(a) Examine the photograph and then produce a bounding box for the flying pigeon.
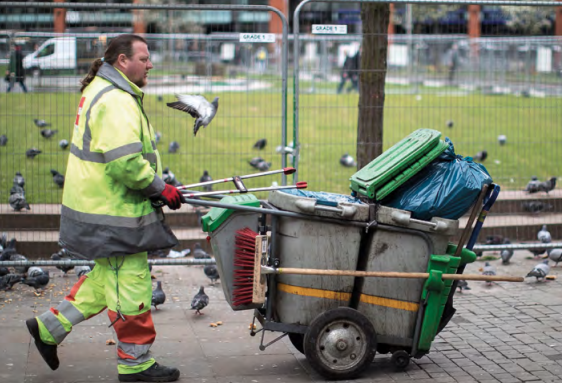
[21,267,50,294]
[204,265,220,286]
[446,120,454,128]
[524,176,540,193]
[482,262,496,286]
[472,150,488,162]
[0,134,7,146]
[41,129,58,139]
[0,273,23,291]
[191,286,209,315]
[497,135,507,145]
[59,139,69,150]
[168,141,180,154]
[26,148,42,159]
[75,265,92,278]
[500,238,514,265]
[340,153,357,167]
[13,171,25,188]
[537,177,557,194]
[50,249,74,276]
[151,281,166,310]
[253,138,267,150]
[456,280,470,292]
[522,201,552,214]
[50,169,65,188]
[9,183,30,211]
[548,249,562,267]
[167,94,219,136]
[0,238,30,274]
[538,225,552,244]
[526,260,550,282]
[193,242,211,259]
[200,170,212,191]
[34,119,51,128]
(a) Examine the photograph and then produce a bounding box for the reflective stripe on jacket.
[59,63,178,259]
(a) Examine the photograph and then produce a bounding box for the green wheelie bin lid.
[201,194,261,232]
[350,129,448,200]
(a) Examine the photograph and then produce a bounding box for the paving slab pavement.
[1,249,562,383]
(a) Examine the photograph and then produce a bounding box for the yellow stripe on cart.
[277,283,419,312]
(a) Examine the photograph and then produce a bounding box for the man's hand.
[158,184,186,210]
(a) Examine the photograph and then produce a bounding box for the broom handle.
[266,267,523,282]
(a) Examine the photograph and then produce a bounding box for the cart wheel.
[304,307,376,380]
[391,350,410,370]
[288,332,305,354]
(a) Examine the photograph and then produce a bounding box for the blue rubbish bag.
[382,137,493,221]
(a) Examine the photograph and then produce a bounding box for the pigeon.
[446,120,454,128]
[482,262,496,286]
[0,273,23,291]
[472,150,488,162]
[167,94,219,136]
[59,139,69,150]
[537,177,557,194]
[157,95,163,102]
[457,280,470,292]
[522,201,552,214]
[50,169,65,188]
[256,161,271,171]
[162,167,182,187]
[524,176,540,193]
[168,141,180,154]
[41,129,58,139]
[21,267,50,293]
[538,225,552,244]
[50,249,75,276]
[249,157,265,168]
[0,238,30,274]
[9,183,30,211]
[34,119,51,128]
[0,266,9,277]
[204,265,220,285]
[0,134,7,146]
[151,281,166,310]
[485,235,504,245]
[339,153,357,167]
[497,135,507,145]
[526,260,550,281]
[75,265,92,278]
[548,249,562,267]
[13,171,25,188]
[155,131,162,144]
[200,170,213,192]
[500,238,514,265]
[190,286,209,315]
[253,138,267,150]
[193,242,211,259]
[26,148,42,159]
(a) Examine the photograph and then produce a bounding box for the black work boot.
[118,363,180,382]
[26,317,60,370]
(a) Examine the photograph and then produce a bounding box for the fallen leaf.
[216,321,223,326]
[106,339,116,345]
[209,323,218,328]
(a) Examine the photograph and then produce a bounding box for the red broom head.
[232,227,259,306]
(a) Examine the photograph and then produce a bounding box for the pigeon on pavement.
[482,262,496,286]
[59,139,69,150]
[537,177,557,194]
[13,171,25,188]
[200,170,213,191]
[500,238,514,265]
[522,201,552,214]
[26,148,42,159]
[9,183,30,211]
[457,280,470,292]
[339,153,357,167]
[167,94,219,136]
[151,281,166,310]
[0,273,24,291]
[50,169,65,188]
[538,225,552,244]
[75,265,92,278]
[526,260,550,282]
[34,119,51,128]
[193,242,211,259]
[0,134,7,146]
[0,238,30,274]
[191,286,209,315]
[204,265,220,286]
[253,138,267,150]
[51,249,74,276]
[524,176,540,193]
[548,249,562,267]
[41,129,58,139]
[168,141,180,154]
[21,267,50,294]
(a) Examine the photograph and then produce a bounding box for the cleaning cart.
[196,129,507,380]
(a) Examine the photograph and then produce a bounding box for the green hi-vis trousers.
[36,252,156,375]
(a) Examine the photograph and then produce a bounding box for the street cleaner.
[26,34,185,382]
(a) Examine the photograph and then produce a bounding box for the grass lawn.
[0,86,560,204]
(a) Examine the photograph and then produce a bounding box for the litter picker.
[180,182,307,199]
[176,167,296,191]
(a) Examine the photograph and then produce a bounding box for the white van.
[23,37,103,73]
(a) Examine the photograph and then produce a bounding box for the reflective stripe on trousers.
[35,252,156,374]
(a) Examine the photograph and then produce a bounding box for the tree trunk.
[357,4,390,169]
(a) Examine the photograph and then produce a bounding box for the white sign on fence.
[239,33,275,43]
[536,47,552,73]
[311,25,347,34]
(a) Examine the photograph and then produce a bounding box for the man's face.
[120,41,153,88]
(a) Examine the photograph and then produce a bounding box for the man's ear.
[117,53,128,67]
